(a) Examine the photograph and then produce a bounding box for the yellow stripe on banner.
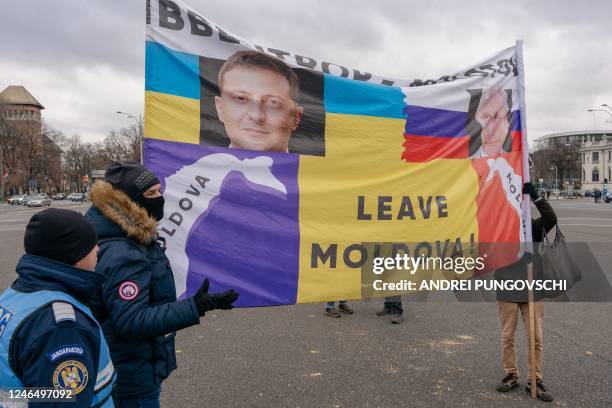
[297,113,479,303]
[144,91,200,144]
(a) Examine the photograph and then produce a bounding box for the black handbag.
[537,225,582,299]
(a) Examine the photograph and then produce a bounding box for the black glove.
[193,279,240,316]
[522,182,539,201]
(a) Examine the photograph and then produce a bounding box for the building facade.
[534,130,611,192]
[581,137,612,192]
[0,85,61,196]
[534,130,611,151]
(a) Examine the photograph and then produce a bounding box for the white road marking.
[559,224,612,227]
[551,205,612,211]
[0,218,28,223]
[559,218,612,221]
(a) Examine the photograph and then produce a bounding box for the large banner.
[144,0,531,307]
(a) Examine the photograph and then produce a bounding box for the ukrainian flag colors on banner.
[144,0,531,307]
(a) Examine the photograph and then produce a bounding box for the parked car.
[583,190,592,197]
[53,193,67,200]
[25,193,52,207]
[8,195,26,205]
[67,193,85,202]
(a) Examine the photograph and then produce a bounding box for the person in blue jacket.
[85,161,239,407]
[0,208,116,407]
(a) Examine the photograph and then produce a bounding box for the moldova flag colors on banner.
[144,0,531,307]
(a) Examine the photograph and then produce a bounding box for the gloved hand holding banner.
[144,0,531,307]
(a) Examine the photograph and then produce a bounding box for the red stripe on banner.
[401,134,470,162]
[511,130,522,152]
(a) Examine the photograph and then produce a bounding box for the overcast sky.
[1,0,611,144]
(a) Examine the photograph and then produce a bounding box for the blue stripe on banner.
[404,105,467,138]
[405,105,522,138]
[145,41,200,99]
[324,74,406,119]
[510,110,521,132]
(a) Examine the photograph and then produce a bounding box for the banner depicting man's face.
[466,86,513,159]
[214,51,304,153]
[476,88,510,157]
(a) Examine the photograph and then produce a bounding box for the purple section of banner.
[145,138,300,307]
[404,105,521,137]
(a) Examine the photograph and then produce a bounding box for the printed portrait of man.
[467,87,513,158]
[467,85,525,248]
[214,51,305,153]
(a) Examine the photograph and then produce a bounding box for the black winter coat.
[85,181,200,398]
[495,198,558,302]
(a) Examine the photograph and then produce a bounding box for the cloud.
[0,61,143,141]
[1,0,611,142]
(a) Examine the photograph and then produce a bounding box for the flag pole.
[516,39,537,399]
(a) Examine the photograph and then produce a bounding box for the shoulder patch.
[118,281,140,301]
[53,360,89,394]
[52,302,76,323]
[47,344,86,363]
[0,304,14,338]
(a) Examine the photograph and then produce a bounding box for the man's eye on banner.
[466,87,514,159]
[199,51,326,156]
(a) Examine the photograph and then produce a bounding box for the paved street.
[0,200,88,234]
[0,199,611,408]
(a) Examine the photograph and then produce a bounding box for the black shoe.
[526,379,553,402]
[496,373,519,392]
[324,307,341,318]
[390,313,403,324]
[338,303,354,314]
[376,307,392,316]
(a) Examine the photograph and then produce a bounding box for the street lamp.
[588,108,612,130]
[588,108,612,118]
[602,104,612,114]
[551,165,558,190]
[116,111,144,164]
[0,146,12,199]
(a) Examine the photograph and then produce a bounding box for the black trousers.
[383,296,403,315]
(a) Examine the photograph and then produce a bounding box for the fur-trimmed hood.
[87,180,158,245]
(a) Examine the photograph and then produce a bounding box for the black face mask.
[138,196,165,221]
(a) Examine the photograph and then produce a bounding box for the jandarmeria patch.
[47,345,86,363]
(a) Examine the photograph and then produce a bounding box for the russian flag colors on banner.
[144,0,531,307]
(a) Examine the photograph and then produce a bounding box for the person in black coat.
[495,182,557,402]
[85,162,239,407]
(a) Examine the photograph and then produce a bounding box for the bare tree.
[1,119,142,194]
[531,150,553,186]
[0,117,20,174]
[531,139,581,189]
[102,124,140,162]
[0,117,22,195]
[0,118,45,193]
